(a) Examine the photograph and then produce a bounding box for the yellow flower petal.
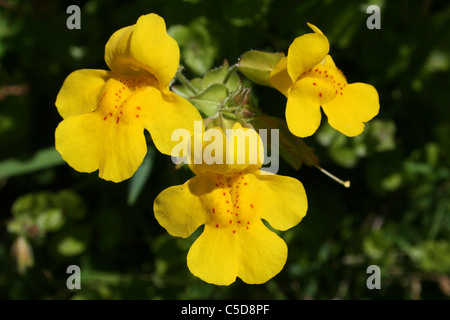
[189,123,264,176]
[250,172,308,231]
[153,175,209,238]
[287,31,329,83]
[105,13,179,89]
[306,22,324,35]
[187,225,239,285]
[236,220,288,284]
[55,111,147,182]
[269,57,293,97]
[322,82,380,136]
[55,69,110,119]
[285,79,322,137]
[187,219,287,285]
[138,87,203,156]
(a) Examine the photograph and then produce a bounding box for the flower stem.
[222,63,238,85]
[175,66,199,95]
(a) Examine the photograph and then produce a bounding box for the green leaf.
[190,84,229,117]
[127,147,155,206]
[238,50,285,86]
[168,17,218,75]
[56,226,91,257]
[0,146,65,179]
[202,61,240,92]
[55,190,86,220]
[36,208,65,232]
[57,236,86,257]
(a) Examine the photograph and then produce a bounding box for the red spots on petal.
[237,221,241,224]
[247,221,250,224]
[246,227,249,230]
[212,208,215,213]
[137,106,141,110]
[319,93,322,98]
[109,112,113,116]
[250,203,253,209]
[226,200,229,204]
[233,230,236,234]
[216,224,219,228]
[244,182,247,186]
[312,83,316,86]
[229,220,232,224]
[227,209,230,212]
[223,192,226,196]
[340,92,343,95]
[116,117,120,124]
[103,116,107,121]
[315,69,318,72]
[241,176,244,180]
[136,115,139,118]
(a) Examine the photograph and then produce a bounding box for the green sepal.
[190,83,229,117]
[238,50,285,86]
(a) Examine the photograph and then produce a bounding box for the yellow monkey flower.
[55,13,202,182]
[154,123,307,285]
[270,23,379,137]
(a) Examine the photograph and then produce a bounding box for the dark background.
[0,0,449,299]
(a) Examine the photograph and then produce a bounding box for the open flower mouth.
[206,171,254,233]
[98,76,156,125]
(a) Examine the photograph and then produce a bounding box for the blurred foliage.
[1,0,449,300]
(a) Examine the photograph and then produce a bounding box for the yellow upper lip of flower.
[104,13,180,90]
[187,122,265,175]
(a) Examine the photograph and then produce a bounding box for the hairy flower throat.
[98,76,155,124]
[206,171,255,234]
[299,62,347,101]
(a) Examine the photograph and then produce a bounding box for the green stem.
[222,63,238,85]
[175,66,199,95]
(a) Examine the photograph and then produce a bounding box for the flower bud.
[11,236,34,275]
